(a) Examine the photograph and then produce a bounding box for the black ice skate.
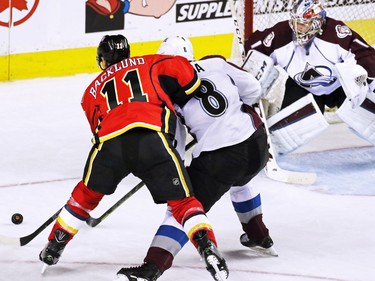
[194,230,229,281]
[240,233,278,256]
[114,262,162,281]
[39,229,71,265]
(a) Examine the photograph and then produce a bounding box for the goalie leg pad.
[336,92,375,145]
[267,94,329,154]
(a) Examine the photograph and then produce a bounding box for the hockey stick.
[86,181,144,227]
[0,141,197,247]
[0,182,143,246]
[228,0,316,185]
[0,208,62,246]
[0,181,141,246]
[257,99,317,185]
[86,139,197,227]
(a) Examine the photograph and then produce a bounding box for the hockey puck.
[11,213,23,225]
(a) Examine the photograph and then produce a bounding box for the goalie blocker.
[241,49,279,98]
[267,94,329,154]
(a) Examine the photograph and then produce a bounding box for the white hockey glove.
[334,62,370,109]
[242,49,279,99]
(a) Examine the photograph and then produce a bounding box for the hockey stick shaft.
[0,208,62,247]
[86,139,197,227]
[86,181,144,227]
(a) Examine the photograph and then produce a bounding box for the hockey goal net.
[230,0,375,119]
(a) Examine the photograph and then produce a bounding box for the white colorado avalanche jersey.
[176,56,262,158]
[245,17,375,96]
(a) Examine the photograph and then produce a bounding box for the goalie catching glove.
[334,62,370,109]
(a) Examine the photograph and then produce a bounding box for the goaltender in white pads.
[244,49,375,154]
[242,49,329,155]
[334,61,375,145]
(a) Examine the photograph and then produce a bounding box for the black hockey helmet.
[96,34,130,70]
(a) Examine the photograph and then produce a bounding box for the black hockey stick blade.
[86,139,197,228]
[0,208,62,246]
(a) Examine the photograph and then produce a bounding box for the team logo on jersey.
[263,32,275,47]
[294,63,336,88]
[335,25,352,38]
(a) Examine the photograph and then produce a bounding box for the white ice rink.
[0,74,374,281]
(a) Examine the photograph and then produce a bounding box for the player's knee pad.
[267,94,329,154]
[336,92,375,145]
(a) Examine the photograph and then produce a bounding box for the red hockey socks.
[47,181,104,242]
[167,196,217,248]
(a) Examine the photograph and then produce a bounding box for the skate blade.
[41,263,49,274]
[206,255,228,281]
[248,245,279,257]
[112,274,129,281]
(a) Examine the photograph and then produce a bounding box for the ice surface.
[1,74,374,281]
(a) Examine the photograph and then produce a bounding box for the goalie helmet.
[157,36,194,61]
[289,0,326,47]
[96,34,130,70]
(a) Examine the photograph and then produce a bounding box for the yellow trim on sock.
[57,216,79,235]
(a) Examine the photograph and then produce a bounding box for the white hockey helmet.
[157,36,194,61]
[289,0,326,46]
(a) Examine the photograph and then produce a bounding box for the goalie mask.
[289,0,326,47]
[96,34,130,70]
[157,36,194,61]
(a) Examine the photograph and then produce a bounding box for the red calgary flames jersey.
[81,54,200,144]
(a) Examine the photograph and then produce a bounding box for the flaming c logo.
[0,0,39,27]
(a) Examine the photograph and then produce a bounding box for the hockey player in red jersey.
[39,34,228,280]
[245,0,375,154]
[116,36,277,281]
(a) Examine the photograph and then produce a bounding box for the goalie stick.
[86,139,197,227]
[228,0,316,185]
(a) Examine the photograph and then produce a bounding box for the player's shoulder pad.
[319,17,353,45]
